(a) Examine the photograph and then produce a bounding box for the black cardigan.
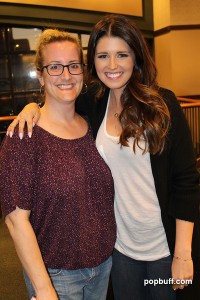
[76,86,200,258]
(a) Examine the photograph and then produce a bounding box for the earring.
[40,85,45,94]
[81,82,88,94]
[39,85,45,102]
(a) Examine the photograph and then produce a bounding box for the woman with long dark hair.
[6,15,200,300]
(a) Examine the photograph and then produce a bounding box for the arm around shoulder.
[7,102,41,139]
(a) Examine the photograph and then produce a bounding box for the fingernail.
[28,132,32,138]
[6,131,9,136]
[19,133,23,140]
[33,122,35,127]
[10,132,13,138]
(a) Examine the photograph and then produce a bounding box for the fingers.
[172,282,189,290]
[172,255,193,291]
[172,282,178,291]
[172,282,184,290]
[26,118,36,139]
[179,284,185,289]
[18,118,26,139]
[7,118,20,137]
[26,111,41,138]
[33,112,40,125]
[172,278,193,291]
[7,116,35,139]
[6,102,40,138]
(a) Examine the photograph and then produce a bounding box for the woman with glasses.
[5,15,200,300]
[0,29,116,300]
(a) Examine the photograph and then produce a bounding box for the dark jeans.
[111,248,176,300]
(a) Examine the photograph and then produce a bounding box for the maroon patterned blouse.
[0,122,116,270]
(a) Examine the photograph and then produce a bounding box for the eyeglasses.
[39,63,85,76]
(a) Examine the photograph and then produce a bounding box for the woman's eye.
[97,54,107,59]
[118,53,128,58]
[70,64,79,69]
[49,64,59,71]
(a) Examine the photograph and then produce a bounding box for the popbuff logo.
[144,278,192,286]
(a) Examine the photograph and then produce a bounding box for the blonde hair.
[35,29,83,70]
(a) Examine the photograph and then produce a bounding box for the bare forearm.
[172,219,194,288]
[6,211,57,299]
[174,219,194,257]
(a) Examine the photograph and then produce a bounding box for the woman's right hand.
[7,103,41,139]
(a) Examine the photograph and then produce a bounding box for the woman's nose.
[61,66,72,79]
[108,56,117,69]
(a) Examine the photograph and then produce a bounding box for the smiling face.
[37,41,83,105]
[94,36,135,95]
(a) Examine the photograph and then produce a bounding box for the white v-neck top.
[96,94,170,261]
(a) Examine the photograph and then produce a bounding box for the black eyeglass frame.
[38,63,85,76]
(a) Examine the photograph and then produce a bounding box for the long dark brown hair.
[87,14,170,155]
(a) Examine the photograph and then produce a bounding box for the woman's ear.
[37,70,44,86]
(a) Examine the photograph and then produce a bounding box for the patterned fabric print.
[0,122,116,270]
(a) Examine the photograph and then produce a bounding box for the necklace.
[114,112,119,118]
